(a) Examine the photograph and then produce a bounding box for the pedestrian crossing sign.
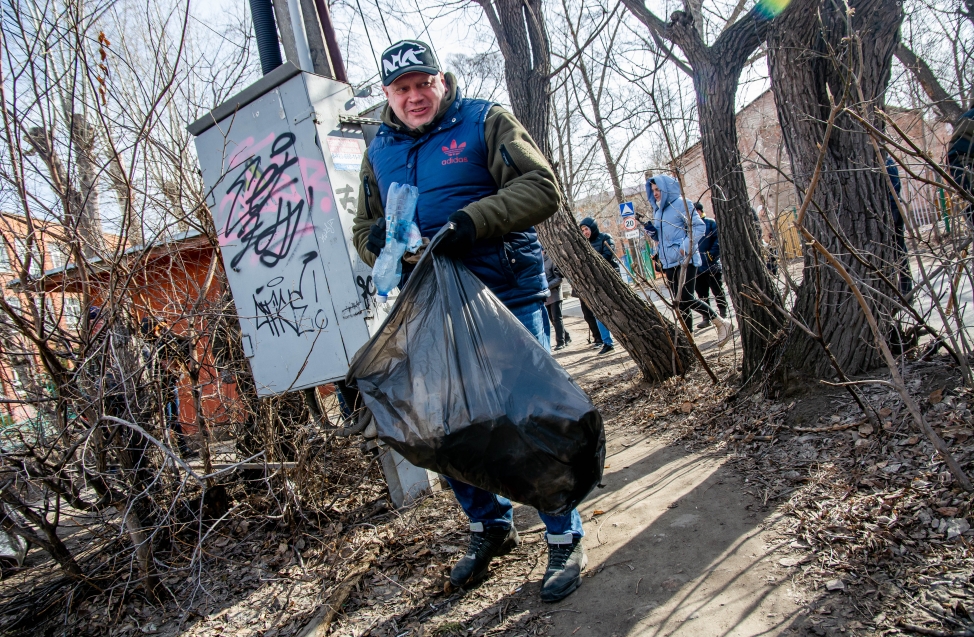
[619,202,635,217]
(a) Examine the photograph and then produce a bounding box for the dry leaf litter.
[4,338,973,637]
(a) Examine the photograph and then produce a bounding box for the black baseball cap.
[380,40,440,86]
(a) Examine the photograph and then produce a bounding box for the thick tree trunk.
[540,205,694,379]
[622,3,786,381]
[476,0,693,381]
[768,0,903,379]
[693,61,787,380]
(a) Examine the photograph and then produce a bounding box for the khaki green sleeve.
[351,154,385,267]
[460,106,562,240]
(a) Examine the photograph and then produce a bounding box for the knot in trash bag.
[347,227,605,515]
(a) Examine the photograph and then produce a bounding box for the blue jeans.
[541,305,552,347]
[444,300,583,539]
[596,320,613,347]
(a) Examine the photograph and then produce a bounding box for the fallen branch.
[300,547,379,637]
[897,619,974,637]
[791,422,863,433]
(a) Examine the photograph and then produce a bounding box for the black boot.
[540,534,587,602]
[450,523,520,587]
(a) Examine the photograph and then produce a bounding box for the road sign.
[625,230,640,239]
[623,217,637,231]
[619,201,635,217]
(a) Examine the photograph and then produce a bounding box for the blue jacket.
[368,92,547,307]
[697,217,720,272]
[948,107,974,163]
[647,174,705,270]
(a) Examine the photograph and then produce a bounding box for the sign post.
[619,201,644,279]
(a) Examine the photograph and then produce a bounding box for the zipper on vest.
[499,144,523,177]
[363,174,375,219]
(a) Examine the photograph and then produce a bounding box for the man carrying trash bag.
[350,40,589,602]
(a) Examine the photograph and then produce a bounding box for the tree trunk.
[893,43,964,122]
[70,115,106,256]
[106,320,163,599]
[475,0,693,381]
[768,0,903,379]
[24,117,106,259]
[693,61,788,380]
[621,3,787,381]
[541,205,694,378]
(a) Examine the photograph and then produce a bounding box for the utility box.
[190,63,440,509]
[190,63,385,395]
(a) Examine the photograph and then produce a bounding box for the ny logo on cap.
[383,44,427,76]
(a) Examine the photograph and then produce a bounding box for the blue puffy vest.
[367,91,547,308]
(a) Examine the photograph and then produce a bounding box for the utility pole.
[256,0,348,80]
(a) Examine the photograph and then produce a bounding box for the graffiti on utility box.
[252,251,329,338]
[191,72,380,395]
[222,132,308,271]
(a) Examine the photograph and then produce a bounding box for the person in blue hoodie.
[647,175,731,345]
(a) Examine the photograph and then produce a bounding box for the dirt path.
[508,316,806,637]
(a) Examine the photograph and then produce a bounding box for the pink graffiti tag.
[220,132,318,270]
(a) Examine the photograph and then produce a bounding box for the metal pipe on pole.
[285,0,315,72]
[312,0,349,82]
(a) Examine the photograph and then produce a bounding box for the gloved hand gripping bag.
[346,230,605,515]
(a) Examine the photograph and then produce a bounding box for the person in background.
[576,296,602,347]
[578,217,619,355]
[141,317,194,459]
[647,174,731,345]
[885,157,912,296]
[693,202,729,328]
[351,40,586,603]
[947,103,974,227]
[543,249,571,350]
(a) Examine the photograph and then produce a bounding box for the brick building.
[669,90,953,259]
[0,213,84,427]
[0,214,242,442]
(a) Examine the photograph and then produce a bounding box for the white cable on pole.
[286,0,315,72]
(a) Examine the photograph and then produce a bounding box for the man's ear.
[381,84,391,99]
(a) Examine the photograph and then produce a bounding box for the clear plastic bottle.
[373,182,422,302]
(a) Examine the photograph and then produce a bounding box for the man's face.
[580,225,592,239]
[382,72,448,130]
[651,183,662,202]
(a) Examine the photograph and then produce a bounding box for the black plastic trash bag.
[346,230,605,515]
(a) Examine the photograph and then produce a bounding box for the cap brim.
[383,66,439,86]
